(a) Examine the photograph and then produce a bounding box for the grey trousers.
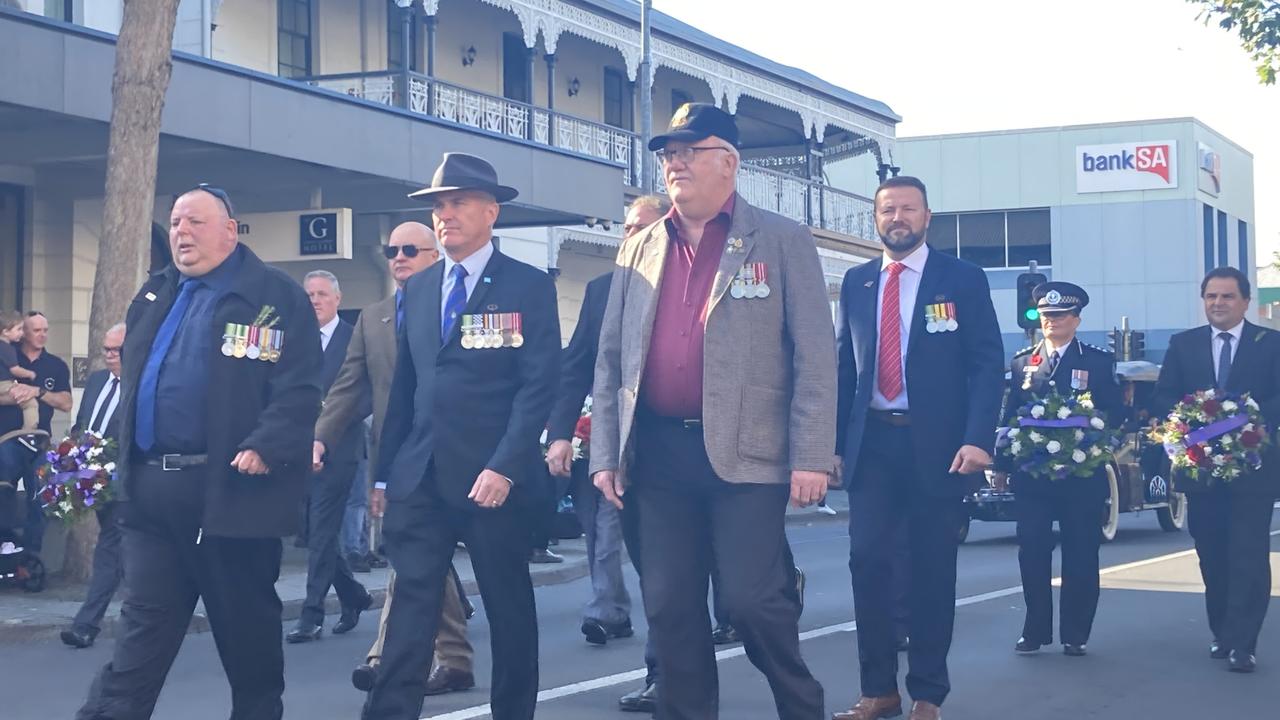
[573,462,631,625]
[73,501,124,632]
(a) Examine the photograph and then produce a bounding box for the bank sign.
[1075,141,1178,193]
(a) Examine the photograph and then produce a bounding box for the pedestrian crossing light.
[1015,272,1047,330]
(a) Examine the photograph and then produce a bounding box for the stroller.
[0,437,46,592]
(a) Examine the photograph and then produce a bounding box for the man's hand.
[231,449,270,475]
[593,470,624,510]
[949,445,992,475]
[312,441,326,472]
[9,384,37,405]
[990,471,1009,492]
[790,470,828,508]
[370,487,386,518]
[468,469,512,508]
[545,439,574,478]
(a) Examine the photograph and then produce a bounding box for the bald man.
[313,223,475,695]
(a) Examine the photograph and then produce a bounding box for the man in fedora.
[592,103,832,719]
[361,153,560,720]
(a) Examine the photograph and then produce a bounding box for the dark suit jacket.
[1000,338,1123,497]
[377,248,560,505]
[836,248,1005,497]
[319,320,363,467]
[75,369,122,441]
[117,245,322,537]
[547,272,611,443]
[1153,320,1280,496]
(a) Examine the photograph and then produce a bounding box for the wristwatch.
[37,387,47,399]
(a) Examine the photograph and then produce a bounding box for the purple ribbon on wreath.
[1164,414,1251,458]
[1018,417,1091,429]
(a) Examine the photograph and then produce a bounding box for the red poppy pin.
[1029,354,1042,367]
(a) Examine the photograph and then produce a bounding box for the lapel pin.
[935,294,946,301]
[381,316,391,324]
[483,277,492,284]
[486,304,498,311]
[144,292,157,301]
[863,280,874,288]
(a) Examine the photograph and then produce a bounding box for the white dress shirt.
[87,372,121,435]
[1211,320,1244,380]
[318,314,341,352]
[440,240,494,329]
[870,243,930,411]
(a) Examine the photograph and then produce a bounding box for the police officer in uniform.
[995,282,1122,657]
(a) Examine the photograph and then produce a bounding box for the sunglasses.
[177,183,236,218]
[383,244,437,259]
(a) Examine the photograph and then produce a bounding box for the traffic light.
[1130,331,1145,360]
[1015,272,1047,330]
[1107,329,1120,354]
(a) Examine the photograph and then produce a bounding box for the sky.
[652,0,1280,264]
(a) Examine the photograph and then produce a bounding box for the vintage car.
[963,360,1187,543]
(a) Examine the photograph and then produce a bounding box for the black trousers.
[77,465,285,720]
[1187,489,1274,654]
[363,471,537,720]
[1015,483,1103,646]
[300,460,367,625]
[848,419,965,707]
[73,501,125,633]
[619,479,660,686]
[632,416,821,720]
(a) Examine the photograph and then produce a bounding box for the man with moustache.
[362,153,559,720]
[592,103,832,720]
[1154,267,1280,674]
[832,176,1003,720]
[323,223,477,696]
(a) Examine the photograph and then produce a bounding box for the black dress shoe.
[581,618,634,645]
[529,548,564,564]
[366,552,388,569]
[1015,637,1043,654]
[711,624,740,645]
[794,566,806,613]
[347,552,372,574]
[60,625,97,649]
[333,592,373,635]
[424,665,475,695]
[1210,640,1230,659]
[618,682,658,713]
[1228,650,1257,673]
[286,621,323,643]
[351,663,378,692]
[1063,643,1087,657]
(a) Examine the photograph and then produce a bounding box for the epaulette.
[1081,342,1111,355]
[1013,346,1036,358]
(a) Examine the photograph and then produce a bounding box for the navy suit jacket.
[547,272,611,443]
[320,320,364,467]
[836,248,1005,497]
[75,369,122,441]
[377,248,560,505]
[1153,320,1280,496]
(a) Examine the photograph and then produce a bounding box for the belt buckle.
[161,454,181,472]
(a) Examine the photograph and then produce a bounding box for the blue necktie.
[1216,332,1233,390]
[135,281,200,451]
[441,264,468,343]
[395,288,404,331]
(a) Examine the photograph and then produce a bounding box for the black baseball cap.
[648,102,740,151]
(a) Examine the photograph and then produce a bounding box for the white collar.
[1042,337,1076,357]
[319,315,340,339]
[880,242,929,274]
[1213,321,1245,342]
[443,240,495,282]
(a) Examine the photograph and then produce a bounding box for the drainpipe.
[201,0,212,58]
[639,0,653,190]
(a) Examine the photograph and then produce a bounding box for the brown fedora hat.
[408,152,519,203]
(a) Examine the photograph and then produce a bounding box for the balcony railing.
[656,163,875,240]
[302,70,641,186]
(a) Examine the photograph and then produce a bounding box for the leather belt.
[637,410,703,430]
[869,409,911,427]
[137,453,209,471]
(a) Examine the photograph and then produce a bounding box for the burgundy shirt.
[639,195,735,418]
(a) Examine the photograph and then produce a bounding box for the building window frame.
[1202,204,1215,272]
[603,66,633,130]
[929,207,1051,270]
[1238,219,1249,273]
[502,32,531,104]
[277,0,315,79]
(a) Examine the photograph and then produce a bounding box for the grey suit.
[70,369,123,635]
[591,195,834,720]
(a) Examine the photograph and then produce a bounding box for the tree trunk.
[62,0,182,583]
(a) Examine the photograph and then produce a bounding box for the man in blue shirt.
[77,186,321,720]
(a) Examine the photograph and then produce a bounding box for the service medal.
[756,283,771,298]
[245,325,261,360]
[945,302,958,332]
[925,305,939,334]
[731,282,745,299]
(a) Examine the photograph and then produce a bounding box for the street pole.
[639,0,653,190]
[1026,259,1038,346]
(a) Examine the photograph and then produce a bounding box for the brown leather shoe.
[908,700,941,720]
[831,693,903,720]
[424,665,475,696]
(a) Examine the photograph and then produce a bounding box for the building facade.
[831,118,1255,360]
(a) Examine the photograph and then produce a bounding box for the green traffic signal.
[1024,308,1039,321]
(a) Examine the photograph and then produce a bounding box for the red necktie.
[877,262,907,400]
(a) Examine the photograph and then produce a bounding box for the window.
[277,0,313,78]
[1217,210,1228,270]
[1202,204,1215,272]
[603,68,633,130]
[1238,219,1249,273]
[43,0,74,21]
[927,208,1051,269]
[386,1,419,72]
[502,32,531,103]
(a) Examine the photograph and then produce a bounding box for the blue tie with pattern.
[395,288,404,331]
[135,280,200,451]
[442,264,468,343]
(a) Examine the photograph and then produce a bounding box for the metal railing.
[302,71,641,186]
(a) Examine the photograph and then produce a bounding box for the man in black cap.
[362,152,560,720]
[995,281,1122,657]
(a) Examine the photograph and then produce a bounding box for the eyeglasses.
[654,145,732,165]
[102,345,123,355]
[383,244,437,259]
[178,183,236,218]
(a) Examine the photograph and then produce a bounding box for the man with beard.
[832,176,1003,720]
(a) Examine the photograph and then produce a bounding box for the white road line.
[422,531,1280,720]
